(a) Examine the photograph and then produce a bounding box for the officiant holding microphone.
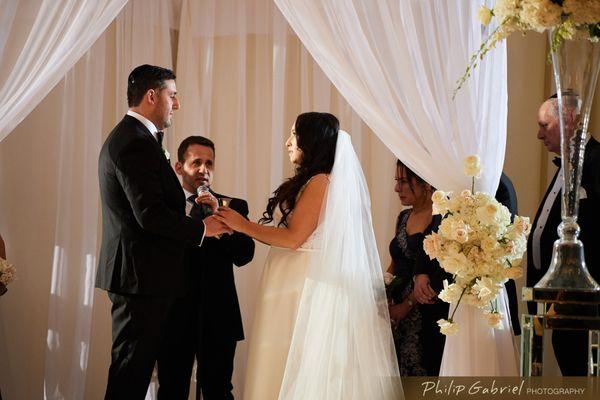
[175,135,255,399]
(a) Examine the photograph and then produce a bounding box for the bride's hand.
[214,206,248,232]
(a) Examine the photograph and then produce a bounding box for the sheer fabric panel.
[274,0,508,194]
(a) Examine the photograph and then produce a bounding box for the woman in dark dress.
[388,161,447,376]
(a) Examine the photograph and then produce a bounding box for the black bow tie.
[156,131,164,147]
[552,157,561,167]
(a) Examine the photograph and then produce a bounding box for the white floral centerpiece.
[456,0,600,94]
[423,156,531,335]
[0,257,16,295]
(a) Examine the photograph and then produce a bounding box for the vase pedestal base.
[521,287,600,376]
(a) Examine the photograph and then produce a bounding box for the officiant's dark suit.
[526,98,600,376]
[175,136,255,400]
[96,65,226,400]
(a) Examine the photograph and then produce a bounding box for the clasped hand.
[213,206,247,233]
[195,194,232,237]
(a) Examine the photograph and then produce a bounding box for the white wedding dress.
[439,286,519,376]
[243,131,402,400]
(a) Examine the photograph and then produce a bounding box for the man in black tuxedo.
[526,96,600,375]
[175,136,255,399]
[96,65,230,399]
[495,172,521,336]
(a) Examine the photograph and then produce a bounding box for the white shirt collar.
[126,110,159,142]
[183,188,195,201]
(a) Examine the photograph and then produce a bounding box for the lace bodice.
[273,208,323,250]
[272,177,324,250]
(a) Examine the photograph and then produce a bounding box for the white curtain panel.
[0,0,128,143]
[273,0,508,194]
[43,38,107,400]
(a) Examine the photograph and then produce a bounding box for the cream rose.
[484,310,504,329]
[437,319,459,336]
[463,155,482,178]
[478,5,494,26]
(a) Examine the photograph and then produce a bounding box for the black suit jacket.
[526,138,600,313]
[190,193,255,342]
[96,115,205,295]
[495,173,521,335]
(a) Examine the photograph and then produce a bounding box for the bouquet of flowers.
[423,156,531,335]
[384,271,412,339]
[0,257,16,295]
[456,0,600,94]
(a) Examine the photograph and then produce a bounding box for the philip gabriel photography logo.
[421,379,588,397]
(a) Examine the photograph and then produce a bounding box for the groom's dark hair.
[177,136,216,162]
[127,64,176,107]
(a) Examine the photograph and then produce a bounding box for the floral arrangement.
[384,271,410,339]
[455,0,600,95]
[423,156,531,335]
[0,257,16,290]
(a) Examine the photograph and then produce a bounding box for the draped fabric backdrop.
[274,0,508,194]
[0,1,399,398]
[0,0,128,142]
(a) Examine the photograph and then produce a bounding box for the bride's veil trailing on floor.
[278,131,403,399]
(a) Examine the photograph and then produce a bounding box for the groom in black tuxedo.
[526,95,600,375]
[175,136,255,399]
[97,65,230,399]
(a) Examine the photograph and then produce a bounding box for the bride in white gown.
[216,112,402,399]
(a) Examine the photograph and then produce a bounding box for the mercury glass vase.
[535,31,600,292]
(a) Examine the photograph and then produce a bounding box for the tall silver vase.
[535,31,600,292]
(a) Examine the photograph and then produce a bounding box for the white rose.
[480,236,498,252]
[383,272,395,286]
[478,5,493,26]
[423,233,442,259]
[513,216,531,235]
[431,190,448,204]
[476,203,499,225]
[460,189,472,198]
[463,155,482,178]
[441,253,469,275]
[504,266,523,280]
[484,311,504,329]
[438,280,464,304]
[472,277,500,303]
[454,228,469,243]
[437,319,459,335]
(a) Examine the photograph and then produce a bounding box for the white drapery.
[0,0,128,143]
[0,1,398,398]
[273,0,508,194]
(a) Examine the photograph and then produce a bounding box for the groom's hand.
[203,215,233,237]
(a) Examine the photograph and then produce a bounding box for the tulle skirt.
[243,246,313,400]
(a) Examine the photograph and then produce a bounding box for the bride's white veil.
[278,130,403,399]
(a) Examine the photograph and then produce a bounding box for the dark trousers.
[187,329,237,400]
[419,300,449,376]
[104,292,195,400]
[552,330,589,376]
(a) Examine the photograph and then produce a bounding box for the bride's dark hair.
[260,112,339,226]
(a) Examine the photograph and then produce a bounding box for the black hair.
[177,136,216,162]
[127,64,176,107]
[260,112,339,226]
[396,159,432,194]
